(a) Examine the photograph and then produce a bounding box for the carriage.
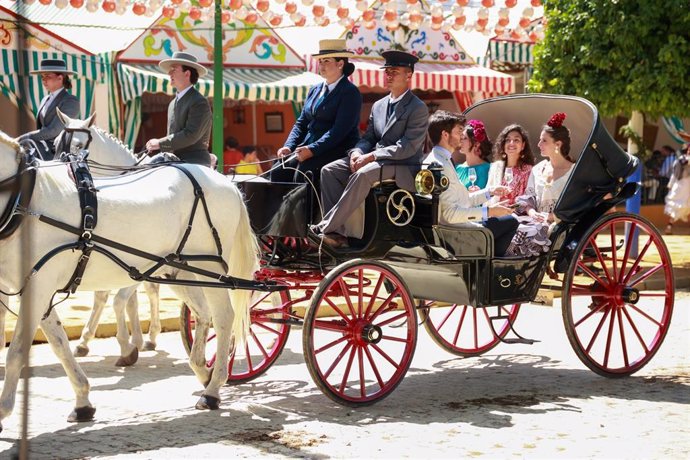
[177,94,675,406]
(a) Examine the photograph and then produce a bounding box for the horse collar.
[0,150,37,240]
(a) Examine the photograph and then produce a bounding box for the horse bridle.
[56,126,93,159]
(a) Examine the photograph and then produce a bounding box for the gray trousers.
[317,157,395,236]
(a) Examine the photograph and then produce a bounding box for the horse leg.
[112,289,138,367]
[40,310,95,423]
[0,293,7,354]
[195,288,235,411]
[121,286,144,351]
[0,283,52,432]
[169,286,212,386]
[74,290,110,357]
[143,282,160,351]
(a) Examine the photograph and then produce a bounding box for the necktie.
[387,100,398,120]
[40,93,53,119]
[313,85,329,112]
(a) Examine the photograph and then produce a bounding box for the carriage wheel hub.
[360,324,383,344]
[620,287,640,304]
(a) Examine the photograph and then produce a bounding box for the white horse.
[0,124,259,430]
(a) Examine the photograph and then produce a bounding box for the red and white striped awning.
[308,58,515,95]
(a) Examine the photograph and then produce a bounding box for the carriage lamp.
[415,162,449,195]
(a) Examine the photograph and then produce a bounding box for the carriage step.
[500,337,538,345]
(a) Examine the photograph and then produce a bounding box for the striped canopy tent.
[116,13,314,148]
[341,17,514,111]
[485,17,543,72]
[0,4,105,129]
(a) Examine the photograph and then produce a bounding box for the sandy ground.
[0,290,688,459]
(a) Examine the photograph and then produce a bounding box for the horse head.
[56,108,96,155]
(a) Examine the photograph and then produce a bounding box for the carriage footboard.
[385,261,471,306]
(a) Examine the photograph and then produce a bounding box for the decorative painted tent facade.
[116,13,320,149]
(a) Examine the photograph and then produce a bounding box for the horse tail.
[227,186,260,347]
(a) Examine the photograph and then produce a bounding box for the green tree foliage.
[529,0,690,118]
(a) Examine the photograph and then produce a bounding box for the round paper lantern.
[162,5,175,17]
[220,9,231,22]
[245,12,258,24]
[328,0,340,8]
[476,17,488,27]
[294,15,306,26]
[531,0,542,6]
[454,15,466,27]
[505,0,517,7]
[38,0,52,5]
[132,2,146,14]
[69,0,84,8]
[171,0,182,4]
[519,17,531,28]
[312,5,324,17]
[270,14,282,26]
[456,0,469,6]
[55,0,68,9]
[256,0,269,12]
[285,2,297,14]
[301,0,314,6]
[481,0,494,7]
[498,17,509,26]
[336,7,348,19]
[364,20,376,30]
[102,0,116,12]
[362,9,375,21]
[228,0,242,10]
[383,9,396,22]
[188,6,201,20]
[355,0,367,12]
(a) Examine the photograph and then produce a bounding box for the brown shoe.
[322,232,349,248]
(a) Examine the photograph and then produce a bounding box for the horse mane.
[0,131,20,151]
[92,126,134,155]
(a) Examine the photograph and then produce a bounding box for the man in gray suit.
[311,50,429,247]
[145,52,212,167]
[17,59,80,160]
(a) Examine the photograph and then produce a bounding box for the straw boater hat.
[30,58,77,75]
[312,39,354,59]
[159,51,208,77]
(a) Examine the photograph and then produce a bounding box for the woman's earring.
[555,146,560,156]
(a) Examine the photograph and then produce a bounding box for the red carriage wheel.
[180,288,292,383]
[420,302,520,356]
[562,213,674,377]
[302,260,417,406]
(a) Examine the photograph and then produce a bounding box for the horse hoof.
[195,395,220,410]
[67,405,96,423]
[115,347,139,367]
[142,341,156,351]
[73,344,89,357]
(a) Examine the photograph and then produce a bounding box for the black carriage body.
[240,95,640,308]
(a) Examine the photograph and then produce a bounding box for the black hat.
[30,58,76,75]
[381,50,419,70]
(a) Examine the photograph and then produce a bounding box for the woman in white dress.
[664,144,690,234]
[505,112,576,257]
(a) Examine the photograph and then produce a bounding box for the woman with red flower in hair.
[456,119,494,191]
[505,112,576,257]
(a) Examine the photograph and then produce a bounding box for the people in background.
[663,143,690,234]
[423,110,517,256]
[487,124,536,205]
[310,50,428,248]
[270,38,361,185]
[17,58,80,160]
[223,136,243,174]
[234,146,262,175]
[455,119,493,191]
[505,112,575,257]
[145,51,212,167]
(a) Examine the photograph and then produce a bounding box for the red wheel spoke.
[620,307,651,354]
[363,345,385,389]
[358,347,366,398]
[616,306,629,368]
[576,260,608,286]
[637,292,669,298]
[472,308,478,349]
[249,329,269,359]
[375,311,408,328]
[453,306,469,346]
[628,263,664,287]
[574,301,610,328]
[622,236,653,284]
[323,341,352,379]
[363,273,386,319]
[313,318,349,333]
[603,307,617,368]
[253,321,282,335]
[371,343,401,368]
[245,341,253,372]
[584,308,611,353]
[357,269,364,318]
[380,334,409,344]
[589,235,613,283]
[368,288,401,323]
[609,224,618,280]
[618,221,637,283]
[626,303,664,328]
[435,303,458,332]
[324,296,353,324]
[339,278,358,319]
[316,334,350,355]
[338,345,357,396]
[251,307,287,317]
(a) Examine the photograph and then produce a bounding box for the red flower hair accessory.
[547,112,567,128]
[467,119,487,143]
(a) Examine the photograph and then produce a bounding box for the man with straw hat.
[270,38,362,185]
[145,51,213,167]
[17,58,80,160]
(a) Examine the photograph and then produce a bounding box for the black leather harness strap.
[0,150,37,240]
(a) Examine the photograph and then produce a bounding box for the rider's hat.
[312,39,354,59]
[159,51,208,77]
[381,50,418,71]
[30,59,76,75]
